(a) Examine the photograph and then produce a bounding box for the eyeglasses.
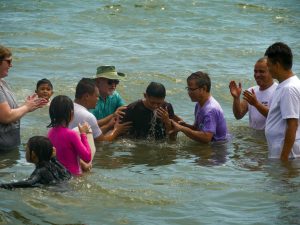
[185,87,201,92]
[2,59,12,66]
[107,79,119,85]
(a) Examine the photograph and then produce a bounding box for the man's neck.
[198,94,211,107]
[278,70,293,83]
[74,99,88,109]
[259,81,274,91]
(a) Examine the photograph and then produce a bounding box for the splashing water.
[147,110,158,141]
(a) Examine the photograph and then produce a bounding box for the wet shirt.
[194,96,228,142]
[121,100,175,140]
[0,79,20,150]
[0,158,71,189]
[90,91,125,120]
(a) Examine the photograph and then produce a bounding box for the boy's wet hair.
[146,82,166,98]
[27,136,53,162]
[36,78,53,90]
[48,95,74,128]
[75,78,96,99]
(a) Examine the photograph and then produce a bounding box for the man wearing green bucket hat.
[90,65,127,133]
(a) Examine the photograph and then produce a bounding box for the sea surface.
[1,0,300,224]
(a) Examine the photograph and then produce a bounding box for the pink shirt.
[48,126,91,175]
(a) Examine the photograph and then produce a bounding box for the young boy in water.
[0,136,71,189]
[121,82,176,140]
[35,78,53,103]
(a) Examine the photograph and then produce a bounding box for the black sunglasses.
[2,59,12,65]
[107,79,119,85]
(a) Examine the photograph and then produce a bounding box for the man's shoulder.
[127,99,143,109]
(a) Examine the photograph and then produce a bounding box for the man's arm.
[170,120,213,143]
[280,118,298,161]
[229,81,248,119]
[243,89,269,117]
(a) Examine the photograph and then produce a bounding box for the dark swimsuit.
[0,157,71,189]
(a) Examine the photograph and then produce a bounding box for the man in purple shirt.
[170,71,228,143]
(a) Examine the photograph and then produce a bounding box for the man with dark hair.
[68,78,131,142]
[170,71,228,143]
[264,42,300,160]
[121,82,176,140]
[229,57,277,130]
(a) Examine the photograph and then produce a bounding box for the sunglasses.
[2,59,12,65]
[107,79,119,85]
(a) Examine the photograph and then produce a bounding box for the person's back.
[47,95,91,175]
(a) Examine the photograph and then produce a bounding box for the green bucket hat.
[94,65,125,80]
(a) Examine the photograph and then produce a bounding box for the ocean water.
[1,0,300,224]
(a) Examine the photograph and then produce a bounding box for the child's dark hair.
[27,136,53,162]
[146,82,166,98]
[48,95,73,128]
[36,78,53,90]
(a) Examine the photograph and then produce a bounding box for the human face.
[36,84,53,100]
[95,78,119,97]
[143,94,165,111]
[86,87,99,109]
[0,57,12,78]
[254,61,273,90]
[186,79,203,102]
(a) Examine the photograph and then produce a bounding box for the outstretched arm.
[170,120,213,143]
[0,94,48,124]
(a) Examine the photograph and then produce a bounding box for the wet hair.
[75,78,96,99]
[0,45,12,61]
[264,42,293,70]
[48,95,73,128]
[146,82,166,98]
[27,136,53,162]
[36,78,53,90]
[187,71,211,92]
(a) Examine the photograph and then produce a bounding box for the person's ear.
[31,151,39,163]
[52,147,56,158]
[35,90,38,94]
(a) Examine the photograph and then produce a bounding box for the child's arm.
[71,130,92,163]
[0,171,41,189]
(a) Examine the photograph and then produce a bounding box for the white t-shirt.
[248,82,278,130]
[265,75,300,159]
[68,102,102,139]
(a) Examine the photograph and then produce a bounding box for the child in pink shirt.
[47,95,91,175]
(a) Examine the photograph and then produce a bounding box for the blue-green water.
[1,0,300,224]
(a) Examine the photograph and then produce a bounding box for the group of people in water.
[0,41,299,189]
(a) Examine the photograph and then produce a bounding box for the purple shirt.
[194,96,228,142]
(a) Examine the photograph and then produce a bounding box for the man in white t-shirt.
[68,78,131,142]
[229,57,277,130]
[264,42,300,161]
